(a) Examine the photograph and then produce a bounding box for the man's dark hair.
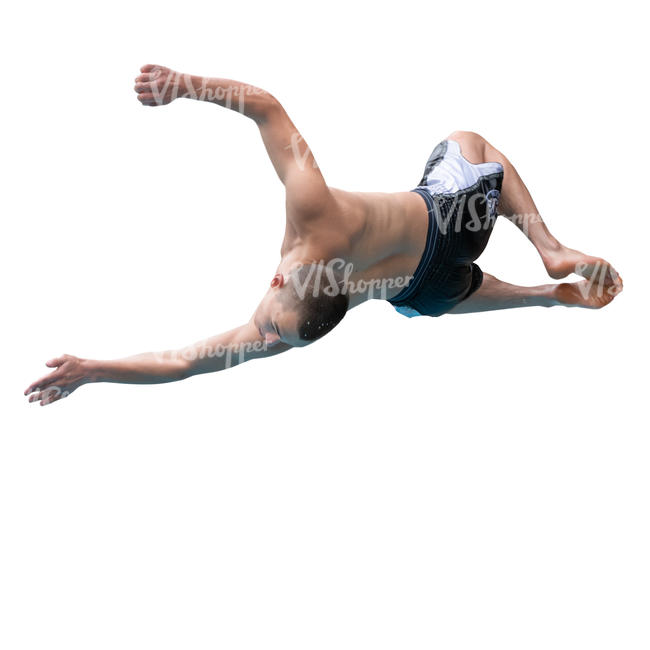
[281,263,349,342]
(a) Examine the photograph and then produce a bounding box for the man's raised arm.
[134,64,332,214]
[24,321,292,407]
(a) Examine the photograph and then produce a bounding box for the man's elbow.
[253,93,283,125]
[161,349,196,381]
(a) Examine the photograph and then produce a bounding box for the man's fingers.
[27,386,63,406]
[40,387,63,406]
[25,379,43,395]
[134,83,157,94]
[24,372,60,395]
[46,357,64,368]
[139,64,163,77]
[137,93,160,106]
[42,390,63,406]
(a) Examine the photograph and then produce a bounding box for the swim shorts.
[388,139,504,317]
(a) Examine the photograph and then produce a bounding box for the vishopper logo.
[289,258,413,301]
[574,261,622,299]
[422,190,548,238]
[146,67,266,110]
[430,191,498,235]
[156,339,269,370]
[34,385,70,403]
[284,133,320,171]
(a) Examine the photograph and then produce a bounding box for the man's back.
[283,187,430,306]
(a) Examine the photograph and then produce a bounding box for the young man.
[24,64,622,406]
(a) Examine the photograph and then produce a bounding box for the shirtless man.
[24,64,623,406]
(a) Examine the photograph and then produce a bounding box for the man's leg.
[446,131,622,290]
[448,272,619,314]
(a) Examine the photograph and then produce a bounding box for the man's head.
[253,262,349,347]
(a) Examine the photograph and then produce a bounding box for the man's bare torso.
[278,188,429,307]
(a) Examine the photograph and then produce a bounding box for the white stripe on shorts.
[422,140,503,195]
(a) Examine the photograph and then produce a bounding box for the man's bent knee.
[447,130,487,164]
[448,130,485,142]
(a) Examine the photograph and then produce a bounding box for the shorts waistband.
[388,188,437,305]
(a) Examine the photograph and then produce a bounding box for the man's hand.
[134,64,182,106]
[24,354,88,406]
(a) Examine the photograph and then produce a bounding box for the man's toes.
[607,282,623,297]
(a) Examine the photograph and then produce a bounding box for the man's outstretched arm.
[24,321,292,406]
[133,64,332,217]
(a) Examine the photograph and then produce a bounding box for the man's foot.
[554,277,623,309]
[542,245,621,287]
[541,246,618,283]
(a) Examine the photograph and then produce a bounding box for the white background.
[2,1,648,648]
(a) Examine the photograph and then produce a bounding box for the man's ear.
[270,273,285,288]
[264,332,281,347]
